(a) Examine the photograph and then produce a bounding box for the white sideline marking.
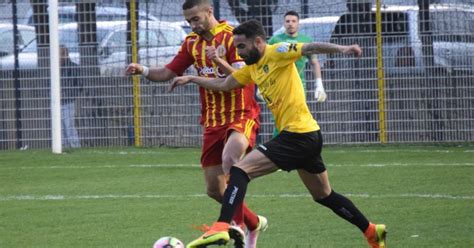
[82,150,202,156]
[129,164,200,168]
[330,163,474,167]
[3,164,201,169]
[0,193,472,202]
[332,149,474,154]
[3,162,472,170]
[84,149,474,154]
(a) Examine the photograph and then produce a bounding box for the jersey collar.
[209,20,228,36]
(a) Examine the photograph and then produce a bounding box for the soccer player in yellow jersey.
[170,20,387,248]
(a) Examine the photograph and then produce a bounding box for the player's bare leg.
[204,165,227,203]
[222,131,262,247]
[298,170,386,248]
[187,150,277,248]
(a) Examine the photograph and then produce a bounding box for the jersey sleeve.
[268,35,277,45]
[232,66,252,86]
[223,35,239,64]
[165,38,195,76]
[269,42,304,64]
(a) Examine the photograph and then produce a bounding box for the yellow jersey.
[232,42,319,133]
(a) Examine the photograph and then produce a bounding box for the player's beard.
[243,47,261,65]
[193,16,210,36]
[192,23,206,35]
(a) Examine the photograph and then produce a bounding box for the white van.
[0,24,36,57]
[328,4,474,76]
[274,4,474,76]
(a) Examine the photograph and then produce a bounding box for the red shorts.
[201,118,259,168]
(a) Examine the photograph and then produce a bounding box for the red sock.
[242,202,259,231]
[364,223,375,238]
[232,203,245,228]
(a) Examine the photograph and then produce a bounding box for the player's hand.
[314,79,327,102]
[205,45,225,62]
[125,63,144,75]
[169,76,193,92]
[343,45,362,57]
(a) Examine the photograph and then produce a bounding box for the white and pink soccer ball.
[153,236,185,248]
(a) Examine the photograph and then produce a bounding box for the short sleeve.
[268,36,277,45]
[269,42,304,64]
[165,38,194,76]
[224,35,242,65]
[232,66,252,86]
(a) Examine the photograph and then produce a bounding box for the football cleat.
[186,222,230,248]
[228,225,246,248]
[365,223,387,248]
[245,215,268,248]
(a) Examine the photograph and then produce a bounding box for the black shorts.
[257,130,326,174]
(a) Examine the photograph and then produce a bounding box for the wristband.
[315,78,323,88]
[142,66,150,77]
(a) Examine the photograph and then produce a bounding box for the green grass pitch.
[1,145,473,247]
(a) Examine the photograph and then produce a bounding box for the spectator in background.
[60,45,81,148]
[267,10,326,137]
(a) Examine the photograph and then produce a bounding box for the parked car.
[0,20,186,76]
[0,24,36,57]
[273,4,474,76]
[327,4,474,76]
[23,5,159,25]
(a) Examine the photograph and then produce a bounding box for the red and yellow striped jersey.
[166,21,260,128]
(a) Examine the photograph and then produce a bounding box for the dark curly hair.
[232,19,267,40]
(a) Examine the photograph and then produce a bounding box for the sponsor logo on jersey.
[199,66,226,78]
[276,42,289,53]
[288,43,298,51]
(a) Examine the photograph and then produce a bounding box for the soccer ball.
[153,236,185,248]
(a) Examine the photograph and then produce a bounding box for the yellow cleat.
[366,223,387,248]
[186,222,230,248]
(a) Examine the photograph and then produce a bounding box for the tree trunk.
[76,2,99,75]
[301,0,309,19]
[30,0,49,69]
[418,0,435,69]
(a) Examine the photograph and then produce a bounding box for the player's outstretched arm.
[169,75,242,92]
[125,63,177,82]
[302,43,362,57]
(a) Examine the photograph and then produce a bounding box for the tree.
[76,1,99,75]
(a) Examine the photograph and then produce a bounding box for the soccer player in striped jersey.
[170,19,387,248]
[125,1,265,247]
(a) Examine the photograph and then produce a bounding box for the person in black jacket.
[60,45,82,148]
